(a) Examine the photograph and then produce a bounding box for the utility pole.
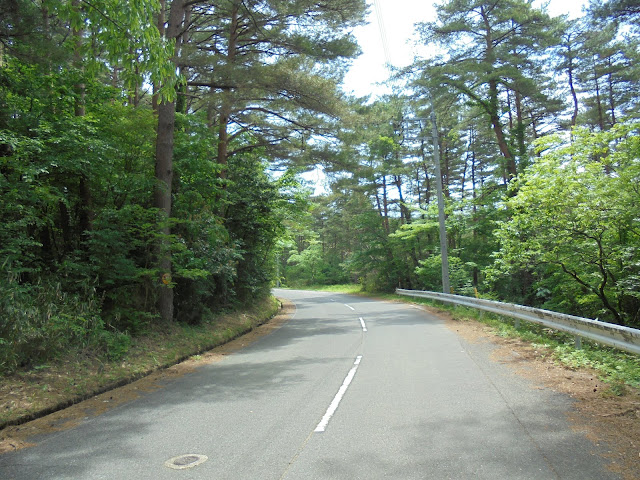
[429,95,451,294]
[412,98,451,293]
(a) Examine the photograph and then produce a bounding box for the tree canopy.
[280,0,640,328]
[1,0,639,372]
[0,0,365,371]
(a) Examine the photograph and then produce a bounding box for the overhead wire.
[371,1,451,293]
[372,0,392,70]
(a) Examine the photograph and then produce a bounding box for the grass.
[297,284,640,391]
[0,296,281,428]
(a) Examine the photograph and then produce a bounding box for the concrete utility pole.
[415,96,451,294]
[428,96,451,294]
[406,103,451,293]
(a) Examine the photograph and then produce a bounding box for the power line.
[372,2,449,292]
[373,0,392,68]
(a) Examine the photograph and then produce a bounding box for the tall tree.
[154,0,186,322]
[575,13,639,130]
[591,0,640,27]
[414,0,559,180]
[553,18,584,128]
[184,0,366,176]
[491,122,640,325]
[152,0,365,319]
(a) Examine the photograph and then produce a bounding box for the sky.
[341,0,589,97]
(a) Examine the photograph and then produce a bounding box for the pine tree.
[414,0,559,180]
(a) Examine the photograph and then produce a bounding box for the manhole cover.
[164,454,208,470]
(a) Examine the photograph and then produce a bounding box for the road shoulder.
[0,298,295,454]
[413,303,640,480]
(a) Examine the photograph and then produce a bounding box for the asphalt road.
[0,289,619,479]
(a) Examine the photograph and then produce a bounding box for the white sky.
[341,0,589,97]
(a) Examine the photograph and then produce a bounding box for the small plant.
[98,330,132,361]
[606,380,628,397]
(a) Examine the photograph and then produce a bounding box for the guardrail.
[395,289,640,356]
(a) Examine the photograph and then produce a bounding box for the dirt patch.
[0,298,295,455]
[417,304,640,480]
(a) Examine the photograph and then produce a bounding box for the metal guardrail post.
[395,289,640,356]
[574,336,582,350]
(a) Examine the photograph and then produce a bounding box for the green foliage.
[289,284,364,294]
[0,0,367,372]
[490,122,640,325]
[415,0,561,176]
[170,112,235,322]
[3,0,640,377]
[225,153,289,299]
[1,57,157,364]
[415,255,476,295]
[0,276,134,373]
[286,240,350,286]
[86,204,160,332]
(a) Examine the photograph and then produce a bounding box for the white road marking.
[345,304,355,311]
[359,317,367,332]
[314,356,363,433]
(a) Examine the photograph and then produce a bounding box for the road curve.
[0,289,619,479]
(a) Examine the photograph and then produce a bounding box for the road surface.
[0,289,619,479]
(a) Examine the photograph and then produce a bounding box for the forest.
[0,0,638,372]
[281,0,640,329]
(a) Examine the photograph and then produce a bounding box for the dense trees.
[0,0,365,371]
[2,0,639,373]
[414,0,560,178]
[491,123,640,325]
[281,0,640,328]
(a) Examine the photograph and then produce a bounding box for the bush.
[0,275,114,373]
[415,255,475,295]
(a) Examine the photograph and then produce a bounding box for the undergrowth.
[0,295,280,427]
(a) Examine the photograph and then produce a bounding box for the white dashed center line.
[359,317,367,332]
[314,356,363,433]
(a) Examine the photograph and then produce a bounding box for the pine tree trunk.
[152,0,167,113]
[154,0,185,322]
[393,175,410,224]
[481,6,515,178]
[607,67,616,126]
[567,45,579,127]
[382,175,390,235]
[514,88,526,159]
[594,65,605,131]
[217,3,239,180]
[71,1,93,238]
[489,79,516,178]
